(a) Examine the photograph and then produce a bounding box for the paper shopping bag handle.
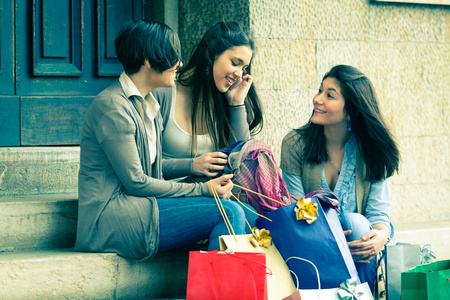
[286,256,321,291]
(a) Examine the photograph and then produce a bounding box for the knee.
[340,213,372,241]
[222,201,246,231]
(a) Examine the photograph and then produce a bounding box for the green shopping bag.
[401,259,450,300]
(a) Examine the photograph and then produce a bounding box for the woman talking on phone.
[153,22,263,182]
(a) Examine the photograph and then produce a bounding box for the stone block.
[360,42,450,92]
[252,39,316,90]
[377,88,449,138]
[316,41,364,83]
[394,136,450,186]
[249,0,369,41]
[179,0,250,41]
[0,194,77,252]
[0,147,79,196]
[390,181,450,224]
[117,251,189,299]
[0,251,118,300]
[179,0,251,59]
[254,88,316,169]
[0,250,190,299]
[369,3,448,43]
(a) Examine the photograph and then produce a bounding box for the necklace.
[327,152,341,175]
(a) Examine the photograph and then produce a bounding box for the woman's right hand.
[192,152,228,177]
[225,73,253,106]
[208,174,234,199]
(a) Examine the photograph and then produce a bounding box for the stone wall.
[179,0,450,225]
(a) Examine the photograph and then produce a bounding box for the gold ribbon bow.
[294,197,319,224]
[250,227,272,248]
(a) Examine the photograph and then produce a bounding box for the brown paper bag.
[220,234,297,300]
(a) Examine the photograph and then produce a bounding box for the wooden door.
[0,0,152,146]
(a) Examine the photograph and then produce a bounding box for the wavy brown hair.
[296,65,399,181]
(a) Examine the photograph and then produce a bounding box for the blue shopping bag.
[256,198,359,289]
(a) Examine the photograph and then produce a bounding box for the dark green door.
[0,0,152,146]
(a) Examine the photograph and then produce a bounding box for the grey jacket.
[75,80,209,261]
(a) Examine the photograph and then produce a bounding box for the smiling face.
[212,46,252,93]
[310,77,348,128]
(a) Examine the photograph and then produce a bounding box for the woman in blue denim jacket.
[280,65,400,292]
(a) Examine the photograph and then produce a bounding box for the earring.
[347,123,352,132]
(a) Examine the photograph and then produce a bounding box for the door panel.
[21,96,94,145]
[0,0,14,95]
[33,0,82,76]
[0,97,20,146]
[97,0,144,76]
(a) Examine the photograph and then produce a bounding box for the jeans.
[340,213,377,293]
[157,197,259,252]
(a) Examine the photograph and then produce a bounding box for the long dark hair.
[296,65,399,181]
[177,22,263,155]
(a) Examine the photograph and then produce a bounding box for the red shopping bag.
[186,250,268,300]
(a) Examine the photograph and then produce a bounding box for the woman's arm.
[282,172,306,200]
[161,157,193,180]
[347,223,390,263]
[229,105,251,142]
[97,108,210,198]
[226,73,254,142]
[364,179,394,239]
[347,180,392,263]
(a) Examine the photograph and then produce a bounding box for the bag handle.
[286,256,321,296]
[209,180,237,241]
[208,181,273,242]
[234,184,289,206]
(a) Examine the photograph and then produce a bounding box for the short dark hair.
[114,19,181,74]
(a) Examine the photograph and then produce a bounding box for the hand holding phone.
[229,78,242,90]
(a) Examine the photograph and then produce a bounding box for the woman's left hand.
[224,74,253,106]
[347,228,388,263]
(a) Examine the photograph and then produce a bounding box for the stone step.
[0,147,79,197]
[2,193,450,260]
[0,249,188,299]
[390,220,450,260]
[0,194,77,252]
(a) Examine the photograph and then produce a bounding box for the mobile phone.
[229,78,242,90]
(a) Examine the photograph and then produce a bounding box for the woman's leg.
[157,197,251,252]
[340,213,377,293]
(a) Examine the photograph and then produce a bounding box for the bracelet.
[229,104,245,107]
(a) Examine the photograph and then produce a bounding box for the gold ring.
[207,165,211,171]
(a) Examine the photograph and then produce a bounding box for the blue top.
[282,134,393,236]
